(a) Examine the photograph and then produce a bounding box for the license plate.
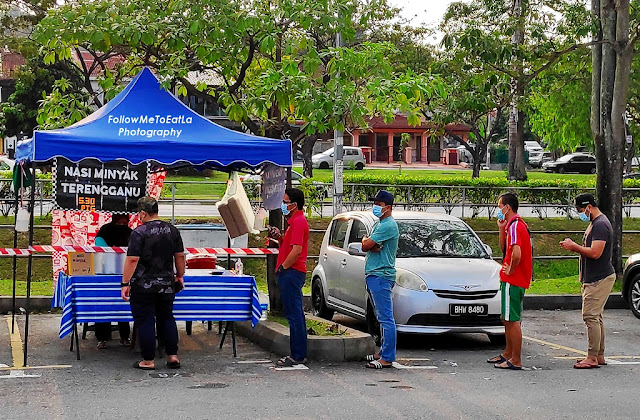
[449,304,488,316]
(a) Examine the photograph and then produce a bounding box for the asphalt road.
[2,310,640,420]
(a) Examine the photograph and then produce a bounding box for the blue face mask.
[579,211,590,222]
[281,203,291,216]
[496,207,505,221]
[372,205,384,218]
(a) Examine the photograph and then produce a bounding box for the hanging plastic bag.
[216,172,256,238]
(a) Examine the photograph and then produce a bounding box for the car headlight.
[396,269,428,292]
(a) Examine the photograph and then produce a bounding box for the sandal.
[133,361,155,370]
[364,354,380,362]
[577,358,606,366]
[494,360,522,370]
[120,338,131,347]
[573,360,600,369]
[487,355,507,364]
[97,341,108,350]
[166,360,181,369]
[276,356,307,367]
[366,360,393,369]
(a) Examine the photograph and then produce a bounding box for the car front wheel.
[311,279,334,320]
[355,162,364,170]
[628,274,640,319]
[319,161,330,169]
[488,333,507,346]
[366,301,381,346]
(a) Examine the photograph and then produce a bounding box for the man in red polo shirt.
[268,187,309,367]
[488,192,532,370]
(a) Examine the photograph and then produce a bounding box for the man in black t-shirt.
[560,193,615,369]
[121,197,185,370]
[94,214,132,349]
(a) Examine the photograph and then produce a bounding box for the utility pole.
[332,31,344,216]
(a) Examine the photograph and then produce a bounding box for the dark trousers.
[278,268,307,361]
[130,292,179,361]
[95,322,131,342]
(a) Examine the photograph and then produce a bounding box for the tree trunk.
[591,0,631,275]
[508,0,527,181]
[302,136,318,178]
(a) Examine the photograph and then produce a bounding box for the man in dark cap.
[560,193,615,369]
[121,196,185,370]
[362,190,399,369]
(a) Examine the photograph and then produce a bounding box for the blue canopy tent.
[16,67,292,169]
[13,67,292,366]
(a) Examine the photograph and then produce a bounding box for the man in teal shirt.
[362,190,399,369]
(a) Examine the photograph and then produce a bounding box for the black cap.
[137,196,159,213]
[575,193,597,208]
[369,190,394,205]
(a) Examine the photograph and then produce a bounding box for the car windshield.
[556,154,574,163]
[396,219,488,258]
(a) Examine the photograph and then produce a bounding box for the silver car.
[312,146,366,170]
[311,211,505,344]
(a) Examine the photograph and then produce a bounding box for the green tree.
[525,50,592,154]
[441,0,591,180]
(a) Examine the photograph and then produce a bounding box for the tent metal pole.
[23,161,36,367]
[11,189,19,333]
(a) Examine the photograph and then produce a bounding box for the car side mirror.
[483,243,493,257]
[348,242,365,256]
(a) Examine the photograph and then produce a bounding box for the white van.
[312,146,366,170]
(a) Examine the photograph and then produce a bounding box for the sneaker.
[120,338,131,347]
[97,341,108,349]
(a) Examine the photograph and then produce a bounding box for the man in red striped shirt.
[488,192,532,370]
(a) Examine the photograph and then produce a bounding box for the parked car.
[240,170,330,198]
[622,254,640,318]
[311,211,505,344]
[543,153,597,174]
[312,146,366,170]
[530,151,552,168]
[455,144,474,164]
[525,141,544,165]
[0,156,15,172]
[623,172,640,180]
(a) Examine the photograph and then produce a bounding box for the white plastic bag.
[216,172,256,238]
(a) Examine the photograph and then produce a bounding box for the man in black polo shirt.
[560,193,615,369]
[121,197,185,370]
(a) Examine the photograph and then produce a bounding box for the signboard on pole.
[261,164,286,210]
[53,158,148,213]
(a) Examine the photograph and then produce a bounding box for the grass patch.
[0,279,54,296]
[268,313,348,336]
[528,276,622,295]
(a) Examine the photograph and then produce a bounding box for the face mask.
[281,203,291,216]
[372,205,384,218]
[578,211,590,222]
[496,207,505,221]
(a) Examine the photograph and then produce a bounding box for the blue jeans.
[366,274,396,362]
[278,268,307,361]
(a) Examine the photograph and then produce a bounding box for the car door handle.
[322,253,328,261]
[341,259,347,266]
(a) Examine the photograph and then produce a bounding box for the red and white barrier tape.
[25,246,278,255]
[0,248,31,255]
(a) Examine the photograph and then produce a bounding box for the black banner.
[54,158,148,213]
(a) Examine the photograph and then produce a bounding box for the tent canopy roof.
[16,67,292,171]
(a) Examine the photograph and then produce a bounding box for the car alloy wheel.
[629,275,640,319]
[311,279,334,320]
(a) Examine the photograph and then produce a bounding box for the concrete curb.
[235,314,375,361]
[0,296,53,313]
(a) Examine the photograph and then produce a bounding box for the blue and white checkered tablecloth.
[53,273,263,339]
